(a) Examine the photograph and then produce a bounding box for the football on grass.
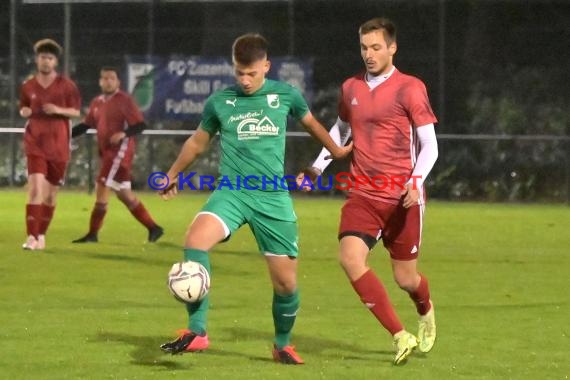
[167,261,210,303]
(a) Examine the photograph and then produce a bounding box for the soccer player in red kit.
[20,39,81,251]
[71,67,163,243]
[297,18,438,364]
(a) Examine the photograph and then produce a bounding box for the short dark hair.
[359,18,397,46]
[232,33,269,65]
[34,38,63,56]
[100,66,120,76]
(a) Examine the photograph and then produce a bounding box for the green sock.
[273,290,300,349]
[183,248,211,335]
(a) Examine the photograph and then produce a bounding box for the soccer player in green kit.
[159,33,352,364]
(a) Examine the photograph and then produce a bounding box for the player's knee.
[94,202,108,211]
[338,251,368,281]
[338,250,358,271]
[184,229,218,251]
[28,188,42,203]
[393,272,418,292]
[43,192,56,206]
[117,193,138,209]
[185,232,203,249]
[273,278,297,295]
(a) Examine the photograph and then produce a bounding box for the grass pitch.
[0,190,568,379]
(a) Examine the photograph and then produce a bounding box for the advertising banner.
[126,56,313,121]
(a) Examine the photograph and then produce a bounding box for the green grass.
[1,190,569,379]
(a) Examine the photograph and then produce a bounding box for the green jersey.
[200,79,309,192]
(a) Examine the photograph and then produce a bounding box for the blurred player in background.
[159,33,352,364]
[297,17,439,364]
[71,67,163,243]
[19,39,81,251]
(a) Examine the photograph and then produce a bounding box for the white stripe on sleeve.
[311,117,352,173]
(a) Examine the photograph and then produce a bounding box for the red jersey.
[20,75,81,161]
[84,90,144,167]
[339,69,437,203]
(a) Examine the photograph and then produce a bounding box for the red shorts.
[26,155,68,186]
[338,193,424,261]
[97,158,132,191]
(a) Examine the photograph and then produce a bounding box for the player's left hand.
[158,175,178,200]
[401,183,420,208]
[325,141,353,160]
[42,103,60,115]
[295,167,321,192]
[110,132,126,145]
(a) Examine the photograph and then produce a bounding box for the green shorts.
[200,190,299,257]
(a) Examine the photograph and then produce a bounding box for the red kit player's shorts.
[97,157,132,191]
[26,155,68,186]
[338,192,424,261]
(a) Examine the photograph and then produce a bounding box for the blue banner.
[126,56,313,121]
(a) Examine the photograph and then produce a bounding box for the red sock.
[26,204,43,238]
[408,273,432,316]
[39,204,55,235]
[129,202,157,229]
[89,202,107,235]
[351,270,404,335]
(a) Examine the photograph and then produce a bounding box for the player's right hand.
[325,141,353,160]
[295,167,321,192]
[19,107,32,118]
[110,131,126,145]
[42,103,60,115]
[159,177,178,200]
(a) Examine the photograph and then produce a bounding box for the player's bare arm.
[296,118,352,191]
[299,112,353,160]
[42,103,80,118]
[160,126,212,199]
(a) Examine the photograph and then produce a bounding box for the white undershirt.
[407,124,438,187]
[365,66,396,90]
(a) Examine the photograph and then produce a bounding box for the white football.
[167,261,210,303]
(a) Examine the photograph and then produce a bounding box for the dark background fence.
[0,0,568,202]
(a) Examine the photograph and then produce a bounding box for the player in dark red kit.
[298,18,439,364]
[20,39,81,251]
[71,67,163,243]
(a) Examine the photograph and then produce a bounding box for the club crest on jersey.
[267,94,280,109]
[236,116,279,140]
